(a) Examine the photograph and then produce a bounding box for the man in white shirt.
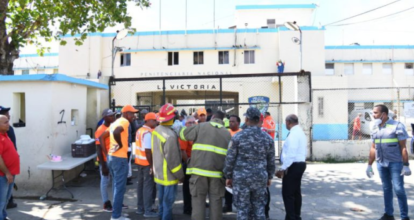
[276,114,307,220]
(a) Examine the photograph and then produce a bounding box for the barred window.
[244,50,255,64]
[120,53,131,67]
[318,97,324,117]
[194,51,204,65]
[218,51,229,64]
[168,52,179,66]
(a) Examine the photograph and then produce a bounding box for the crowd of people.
[0,103,411,220]
[94,103,308,220]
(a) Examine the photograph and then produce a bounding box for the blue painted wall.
[313,124,348,140]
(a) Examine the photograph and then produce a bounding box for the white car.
[349,109,395,136]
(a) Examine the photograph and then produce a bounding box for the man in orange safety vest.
[135,112,158,218]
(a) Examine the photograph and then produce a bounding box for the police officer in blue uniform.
[224,107,275,220]
[366,104,411,220]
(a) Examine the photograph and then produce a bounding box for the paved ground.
[7,160,414,220]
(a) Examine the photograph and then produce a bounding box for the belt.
[292,162,306,164]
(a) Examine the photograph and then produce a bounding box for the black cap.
[0,106,11,113]
[244,107,261,119]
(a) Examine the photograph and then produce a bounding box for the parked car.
[349,109,395,136]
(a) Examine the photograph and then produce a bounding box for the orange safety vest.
[135,126,153,166]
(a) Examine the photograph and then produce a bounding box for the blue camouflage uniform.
[224,107,276,220]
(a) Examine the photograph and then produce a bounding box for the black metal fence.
[109,72,312,157]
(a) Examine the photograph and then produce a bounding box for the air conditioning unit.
[267,19,276,29]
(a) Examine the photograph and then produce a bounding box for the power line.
[331,6,414,26]
[323,0,401,26]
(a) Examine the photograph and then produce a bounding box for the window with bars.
[120,53,131,67]
[318,97,324,117]
[218,51,229,64]
[193,51,204,65]
[244,50,255,64]
[168,52,179,66]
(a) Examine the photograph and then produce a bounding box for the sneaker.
[136,209,144,215]
[110,217,131,220]
[379,213,395,220]
[143,211,159,218]
[103,200,113,212]
[122,204,128,209]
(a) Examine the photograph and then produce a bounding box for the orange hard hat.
[157,103,176,122]
[145,112,157,121]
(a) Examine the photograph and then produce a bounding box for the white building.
[8,3,414,163]
[13,53,59,75]
[0,74,107,191]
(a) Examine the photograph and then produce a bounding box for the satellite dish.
[292,37,301,45]
[116,29,129,40]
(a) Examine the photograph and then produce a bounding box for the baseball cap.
[197,108,207,116]
[145,112,157,121]
[244,107,261,120]
[140,109,149,114]
[0,106,11,113]
[101,108,116,118]
[121,105,139,113]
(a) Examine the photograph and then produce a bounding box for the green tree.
[0,0,150,75]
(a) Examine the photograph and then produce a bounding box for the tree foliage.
[0,0,150,75]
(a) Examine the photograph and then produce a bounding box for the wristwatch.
[403,162,410,166]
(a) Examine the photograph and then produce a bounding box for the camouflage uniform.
[224,107,275,220]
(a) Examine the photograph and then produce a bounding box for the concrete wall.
[311,140,372,161]
[59,28,325,79]
[0,81,90,192]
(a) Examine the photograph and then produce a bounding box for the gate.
[109,72,312,157]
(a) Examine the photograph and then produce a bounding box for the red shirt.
[0,133,20,176]
[353,117,361,130]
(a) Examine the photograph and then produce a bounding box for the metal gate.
[109,72,312,157]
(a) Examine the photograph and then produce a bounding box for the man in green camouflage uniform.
[224,107,275,220]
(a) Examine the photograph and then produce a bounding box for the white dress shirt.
[281,125,307,170]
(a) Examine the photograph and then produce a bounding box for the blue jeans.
[100,163,111,204]
[377,162,408,219]
[108,156,128,218]
[157,184,177,220]
[0,175,14,220]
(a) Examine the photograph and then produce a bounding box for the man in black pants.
[276,114,307,220]
[0,106,18,209]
